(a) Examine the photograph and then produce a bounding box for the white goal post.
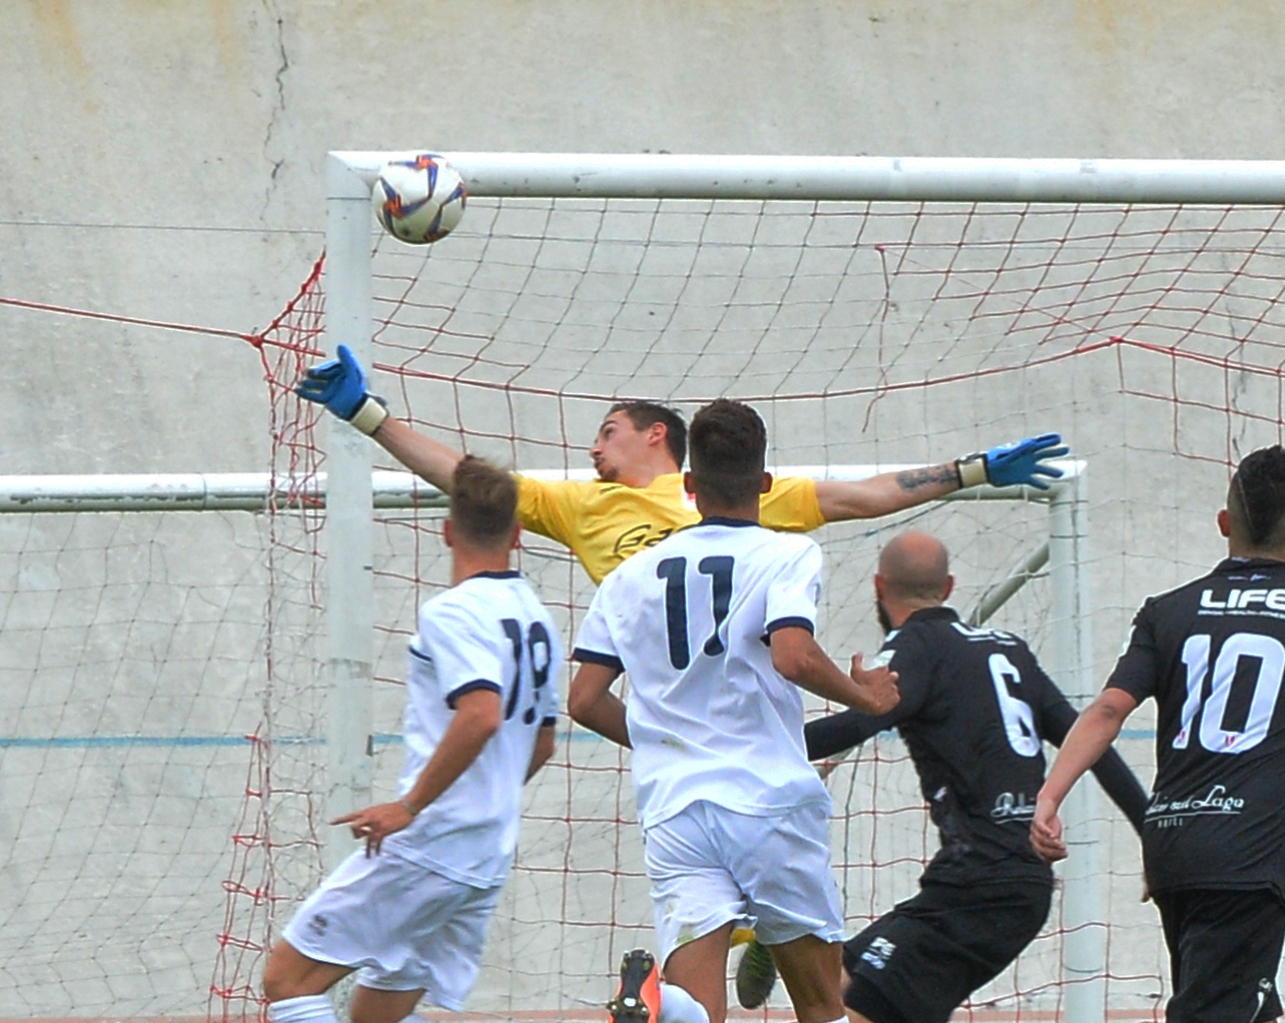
[318,152,1283,1023]
[314,149,1285,1023]
[12,152,1285,1023]
[0,458,1089,1019]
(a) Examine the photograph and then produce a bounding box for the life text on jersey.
[1200,587,1285,617]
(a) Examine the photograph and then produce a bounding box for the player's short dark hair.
[608,400,687,467]
[450,456,518,547]
[688,399,766,506]
[1228,445,1285,551]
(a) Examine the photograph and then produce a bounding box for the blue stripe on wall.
[0,728,1161,749]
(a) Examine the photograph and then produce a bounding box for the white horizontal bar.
[0,462,1081,513]
[331,152,1285,205]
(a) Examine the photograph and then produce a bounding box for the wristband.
[399,798,419,817]
[349,396,390,436]
[955,453,988,489]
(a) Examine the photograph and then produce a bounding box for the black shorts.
[1152,887,1285,1023]
[842,878,1052,1023]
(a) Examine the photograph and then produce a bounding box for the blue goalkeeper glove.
[296,344,389,436]
[956,433,1069,490]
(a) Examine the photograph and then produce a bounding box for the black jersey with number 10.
[1106,556,1285,899]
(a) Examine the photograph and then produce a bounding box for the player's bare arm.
[814,434,1069,523]
[815,463,959,520]
[332,687,502,856]
[525,722,558,782]
[770,625,900,715]
[1031,687,1138,863]
[373,416,464,493]
[568,662,631,748]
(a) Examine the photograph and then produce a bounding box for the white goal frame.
[0,463,1096,1018]
[318,150,1285,1023]
[317,149,1285,1023]
[13,153,1285,1023]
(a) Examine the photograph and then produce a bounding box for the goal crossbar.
[333,151,1285,204]
[0,463,1085,513]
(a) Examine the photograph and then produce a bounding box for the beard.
[876,598,893,635]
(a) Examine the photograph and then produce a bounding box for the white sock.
[657,981,709,1023]
[268,994,338,1023]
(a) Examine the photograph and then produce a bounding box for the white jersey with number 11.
[572,517,831,830]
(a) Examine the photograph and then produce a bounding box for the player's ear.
[941,574,955,602]
[443,518,456,548]
[509,521,522,551]
[1217,508,1231,538]
[683,470,695,496]
[647,421,668,449]
[760,472,773,495]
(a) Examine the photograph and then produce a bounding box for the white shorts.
[282,849,501,1010]
[642,799,845,966]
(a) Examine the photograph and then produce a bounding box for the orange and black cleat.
[607,948,661,1023]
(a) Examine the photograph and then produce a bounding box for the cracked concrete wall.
[1,2,1285,1015]
[1,1,1284,473]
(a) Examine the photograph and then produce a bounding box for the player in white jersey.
[262,456,562,1023]
[568,399,900,1023]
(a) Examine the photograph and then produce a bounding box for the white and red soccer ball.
[372,153,467,245]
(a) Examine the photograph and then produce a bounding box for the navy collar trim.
[468,569,522,580]
[692,515,759,529]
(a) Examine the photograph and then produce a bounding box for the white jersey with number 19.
[572,516,831,830]
[382,570,562,888]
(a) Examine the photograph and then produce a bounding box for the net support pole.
[322,154,376,871]
[1048,475,1105,1023]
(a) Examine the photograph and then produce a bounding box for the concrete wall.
[3,2,1285,1019]
[2,1,1284,475]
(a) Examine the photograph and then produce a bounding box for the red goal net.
[8,191,1279,1023]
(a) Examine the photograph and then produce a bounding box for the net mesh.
[5,195,1285,1023]
[222,197,1285,1023]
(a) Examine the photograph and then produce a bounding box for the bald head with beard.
[875,531,954,633]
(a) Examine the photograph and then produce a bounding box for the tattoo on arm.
[896,463,960,492]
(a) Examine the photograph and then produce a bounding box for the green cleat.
[735,938,777,1009]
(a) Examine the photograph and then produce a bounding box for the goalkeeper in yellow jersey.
[296,345,1069,586]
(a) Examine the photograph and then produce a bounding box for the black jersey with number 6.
[806,606,1147,887]
[1106,556,1285,900]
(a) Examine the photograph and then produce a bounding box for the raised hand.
[295,344,388,435]
[957,433,1069,491]
[982,433,1069,490]
[848,652,900,716]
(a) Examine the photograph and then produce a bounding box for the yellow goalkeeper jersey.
[516,472,824,584]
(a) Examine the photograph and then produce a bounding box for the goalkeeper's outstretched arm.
[295,347,1068,511]
[295,344,463,493]
[373,417,463,494]
[813,433,1069,523]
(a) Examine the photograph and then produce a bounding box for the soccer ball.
[371,154,467,245]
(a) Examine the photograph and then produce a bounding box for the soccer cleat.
[735,938,778,1010]
[608,948,661,1023]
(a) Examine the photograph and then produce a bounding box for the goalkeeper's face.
[591,411,653,484]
